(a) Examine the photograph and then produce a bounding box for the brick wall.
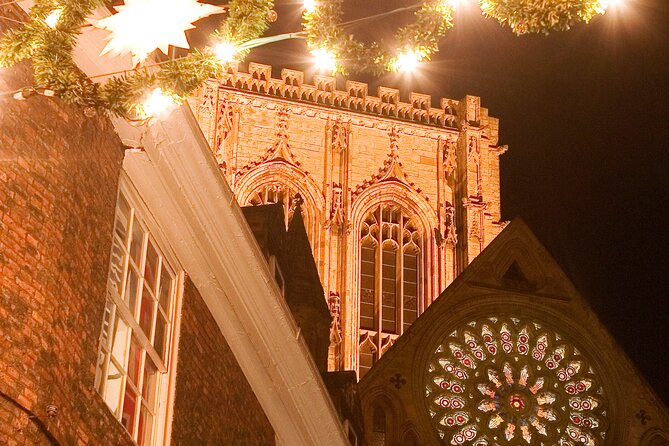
[0,45,131,446]
[170,279,275,445]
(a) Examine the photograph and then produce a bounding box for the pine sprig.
[303,0,454,74]
[0,0,273,118]
[480,0,605,35]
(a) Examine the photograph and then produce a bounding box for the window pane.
[109,237,126,296]
[144,240,159,292]
[153,313,168,360]
[111,316,130,366]
[121,385,137,435]
[99,301,114,350]
[381,246,397,334]
[137,405,154,446]
[158,264,173,314]
[403,252,418,333]
[103,360,123,415]
[127,337,142,386]
[139,285,155,338]
[360,244,376,330]
[124,268,140,314]
[114,194,131,243]
[142,358,158,410]
[94,348,107,392]
[129,219,145,265]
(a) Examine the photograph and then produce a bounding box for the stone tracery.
[426,317,608,446]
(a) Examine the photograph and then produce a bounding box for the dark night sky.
[209,0,669,405]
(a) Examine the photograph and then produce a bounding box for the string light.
[597,0,623,12]
[214,42,237,64]
[440,0,458,10]
[44,8,62,29]
[311,49,336,73]
[141,88,176,118]
[303,0,316,13]
[392,50,422,72]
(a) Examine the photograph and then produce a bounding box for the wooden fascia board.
[121,105,348,445]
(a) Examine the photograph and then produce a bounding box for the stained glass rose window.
[426,317,608,445]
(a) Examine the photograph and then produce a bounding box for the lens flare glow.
[597,0,623,12]
[392,51,422,72]
[304,0,316,13]
[142,88,176,118]
[312,49,337,73]
[44,8,62,28]
[440,0,459,10]
[214,42,237,64]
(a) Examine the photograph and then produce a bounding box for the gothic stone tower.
[193,62,507,375]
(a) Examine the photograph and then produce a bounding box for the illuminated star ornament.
[93,0,225,65]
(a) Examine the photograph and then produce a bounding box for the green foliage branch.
[0,0,274,118]
[479,0,606,35]
[303,0,455,75]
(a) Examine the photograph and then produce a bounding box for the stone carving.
[329,184,345,229]
[443,139,457,178]
[214,100,237,170]
[390,373,406,390]
[331,120,349,154]
[352,127,427,203]
[235,106,304,179]
[444,203,457,246]
[328,291,343,345]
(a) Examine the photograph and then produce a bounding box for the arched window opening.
[360,239,376,331]
[381,242,397,334]
[358,334,377,379]
[246,183,316,249]
[370,406,387,446]
[358,203,424,375]
[401,430,420,446]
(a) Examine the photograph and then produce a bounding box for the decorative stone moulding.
[216,62,460,129]
[426,316,608,446]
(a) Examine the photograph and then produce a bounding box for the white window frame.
[95,175,183,446]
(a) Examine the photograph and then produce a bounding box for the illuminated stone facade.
[193,63,507,373]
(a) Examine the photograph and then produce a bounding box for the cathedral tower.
[193,63,507,375]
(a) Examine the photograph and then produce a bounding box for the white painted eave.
[121,105,348,446]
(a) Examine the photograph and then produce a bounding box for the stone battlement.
[215,62,474,129]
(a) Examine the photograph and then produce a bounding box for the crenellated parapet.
[217,62,463,129]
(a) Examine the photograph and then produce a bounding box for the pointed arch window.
[358,203,423,377]
[370,406,387,446]
[246,183,317,250]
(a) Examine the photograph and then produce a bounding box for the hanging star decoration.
[93,0,226,65]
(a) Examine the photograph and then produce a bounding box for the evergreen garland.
[0,0,615,117]
[479,0,606,35]
[303,0,455,75]
[0,0,273,118]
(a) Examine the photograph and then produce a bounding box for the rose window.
[426,317,608,445]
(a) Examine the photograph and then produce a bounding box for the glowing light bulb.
[597,0,623,12]
[45,8,62,28]
[214,42,237,64]
[304,0,316,13]
[312,49,336,73]
[142,88,176,118]
[440,0,458,10]
[392,51,422,73]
